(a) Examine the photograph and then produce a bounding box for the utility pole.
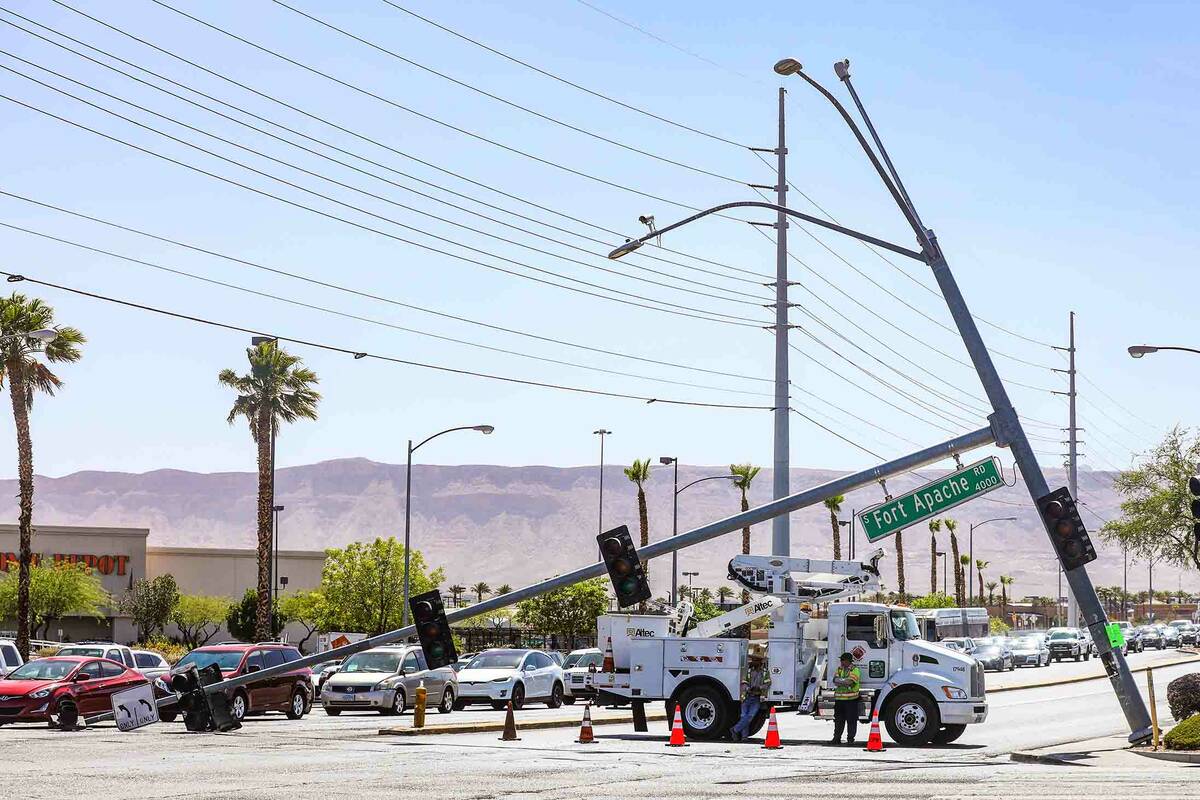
[1052,312,1082,628]
[771,86,791,557]
[594,429,611,559]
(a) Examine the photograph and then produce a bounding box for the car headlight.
[30,687,53,699]
[491,677,511,683]
[941,686,967,700]
[375,678,399,690]
[154,678,170,693]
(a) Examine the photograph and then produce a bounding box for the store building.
[0,524,325,645]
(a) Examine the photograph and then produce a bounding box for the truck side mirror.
[873,616,888,646]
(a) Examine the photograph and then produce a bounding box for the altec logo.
[0,552,130,576]
[626,628,657,637]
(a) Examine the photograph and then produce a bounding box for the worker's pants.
[833,699,858,742]
[731,695,761,739]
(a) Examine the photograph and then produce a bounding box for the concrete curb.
[379,711,668,737]
[1132,748,1200,764]
[1010,751,1085,767]
[989,652,1200,694]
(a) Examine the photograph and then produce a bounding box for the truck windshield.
[890,610,920,641]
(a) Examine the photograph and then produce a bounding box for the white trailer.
[592,549,987,745]
[915,607,990,641]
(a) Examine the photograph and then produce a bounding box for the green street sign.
[858,457,1005,543]
[1106,623,1126,649]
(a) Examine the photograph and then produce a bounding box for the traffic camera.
[1035,487,1096,571]
[409,589,457,669]
[597,524,652,607]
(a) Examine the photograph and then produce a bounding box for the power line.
[0,269,774,411]
[0,189,774,385]
[0,9,765,287]
[376,0,750,148]
[11,3,763,280]
[273,0,750,183]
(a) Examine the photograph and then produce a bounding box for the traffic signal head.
[597,525,651,608]
[168,664,240,732]
[1036,487,1096,571]
[409,589,457,669]
[1189,475,1200,518]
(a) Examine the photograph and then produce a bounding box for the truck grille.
[971,662,985,698]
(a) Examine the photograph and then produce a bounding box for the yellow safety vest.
[834,665,861,700]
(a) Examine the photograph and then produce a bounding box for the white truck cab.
[592,550,987,746]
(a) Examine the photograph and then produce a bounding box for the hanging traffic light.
[597,524,652,607]
[1036,487,1096,571]
[1190,475,1200,543]
[169,663,240,732]
[410,589,457,669]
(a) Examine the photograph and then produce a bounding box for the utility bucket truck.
[591,549,987,745]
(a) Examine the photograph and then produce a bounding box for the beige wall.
[147,547,325,597]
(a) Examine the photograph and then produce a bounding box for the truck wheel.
[931,724,967,745]
[883,690,939,746]
[669,685,730,741]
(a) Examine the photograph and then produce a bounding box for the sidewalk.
[1012,734,1200,769]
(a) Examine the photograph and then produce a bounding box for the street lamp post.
[660,459,738,605]
[272,504,284,612]
[594,430,612,554]
[403,424,494,626]
[682,571,699,598]
[937,551,947,596]
[969,517,1016,604]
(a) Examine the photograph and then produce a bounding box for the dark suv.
[162,643,312,722]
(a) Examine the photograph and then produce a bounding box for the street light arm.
[411,425,492,453]
[1128,345,1200,359]
[677,474,739,495]
[608,201,924,263]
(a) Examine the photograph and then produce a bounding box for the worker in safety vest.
[731,648,771,741]
[830,652,861,745]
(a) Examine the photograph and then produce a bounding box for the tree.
[927,518,941,595]
[690,589,722,623]
[496,584,513,596]
[219,340,320,641]
[0,294,84,658]
[447,584,466,607]
[986,581,998,605]
[975,560,989,606]
[730,464,761,603]
[320,538,445,635]
[911,592,955,609]
[959,554,971,607]
[716,585,734,606]
[120,575,180,642]
[514,578,609,647]
[824,494,845,560]
[0,561,107,639]
[227,588,284,642]
[1102,427,1200,571]
[999,575,1014,617]
[623,458,652,612]
[471,582,491,604]
[896,530,907,602]
[171,595,231,649]
[944,518,965,606]
[278,590,326,654]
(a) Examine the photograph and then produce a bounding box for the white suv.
[561,648,602,704]
[54,642,138,671]
[0,639,22,677]
[454,649,564,710]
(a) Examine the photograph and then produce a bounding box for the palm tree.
[959,554,971,605]
[999,575,1014,618]
[471,582,491,604]
[220,340,320,641]
[927,519,941,595]
[945,518,964,606]
[716,585,734,606]
[730,464,761,603]
[0,294,83,659]
[975,560,989,606]
[823,494,845,560]
[448,584,466,607]
[623,458,652,611]
[986,581,998,606]
[496,583,512,596]
[895,530,907,602]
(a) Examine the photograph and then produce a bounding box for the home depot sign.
[0,551,131,576]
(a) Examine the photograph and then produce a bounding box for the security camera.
[834,59,851,81]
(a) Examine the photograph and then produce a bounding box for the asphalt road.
[6,649,1200,799]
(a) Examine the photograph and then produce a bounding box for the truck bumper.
[939,700,987,725]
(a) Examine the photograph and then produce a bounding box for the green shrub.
[35,646,59,658]
[989,617,1011,635]
[1164,715,1200,750]
[139,634,188,665]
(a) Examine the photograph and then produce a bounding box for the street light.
[682,571,699,598]
[936,550,948,596]
[403,424,494,625]
[1128,344,1200,359]
[0,328,56,343]
[594,429,612,556]
[969,517,1016,603]
[272,504,284,612]
[661,456,737,605]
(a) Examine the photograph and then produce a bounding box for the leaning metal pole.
[86,425,995,725]
[831,65,1152,743]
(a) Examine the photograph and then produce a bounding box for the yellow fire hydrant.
[414,680,427,728]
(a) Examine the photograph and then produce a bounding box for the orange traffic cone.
[760,706,782,749]
[499,701,520,741]
[666,703,688,747]
[576,701,597,744]
[863,709,886,752]
[601,636,615,673]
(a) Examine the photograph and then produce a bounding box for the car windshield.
[56,647,106,657]
[890,610,920,641]
[175,650,245,672]
[466,652,524,670]
[7,659,78,681]
[1049,631,1077,640]
[1015,638,1039,648]
[976,645,1000,655]
[563,652,595,669]
[340,652,401,673]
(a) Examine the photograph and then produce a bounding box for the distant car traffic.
[163,643,311,723]
[0,656,148,727]
[1046,628,1090,662]
[1161,624,1182,648]
[972,641,1014,672]
[321,646,456,716]
[454,649,564,710]
[1009,635,1050,668]
[939,637,977,655]
[310,659,342,699]
[1138,625,1164,650]
[561,647,602,704]
[131,650,171,681]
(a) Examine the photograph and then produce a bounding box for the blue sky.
[0,0,1194,483]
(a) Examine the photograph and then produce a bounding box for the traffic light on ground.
[170,663,240,732]
[410,590,457,669]
[597,524,652,608]
[1036,487,1096,571]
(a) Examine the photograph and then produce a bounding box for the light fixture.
[473,425,495,434]
[1127,345,1156,359]
[773,58,802,76]
[608,239,643,260]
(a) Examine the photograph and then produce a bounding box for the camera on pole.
[597,525,652,607]
[410,589,457,669]
[1036,487,1096,571]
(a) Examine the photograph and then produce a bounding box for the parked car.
[0,656,147,726]
[321,646,456,716]
[1138,625,1164,650]
[162,643,311,723]
[1124,625,1145,653]
[1010,635,1050,668]
[131,650,171,681]
[54,642,137,671]
[939,637,977,655]
[561,647,602,704]
[1168,620,1197,645]
[310,659,342,699]
[1161,624,1183,648]
[450,653,478,673]
[1046,628,1090,662]
[972,641,1015,672]
[0,638,22,678]
[454,649,564,710]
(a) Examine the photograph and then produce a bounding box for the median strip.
[379,710,668,737]
[989,652,1200,694]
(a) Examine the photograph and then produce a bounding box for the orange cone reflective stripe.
[576,701,596,744]
[864,708,886,752]
[666,703,688,747]
[761,706,783,749]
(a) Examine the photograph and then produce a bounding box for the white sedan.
[453,649,564,710]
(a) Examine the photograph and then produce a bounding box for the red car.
[0,656,148,726]
[164,643,311,722]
